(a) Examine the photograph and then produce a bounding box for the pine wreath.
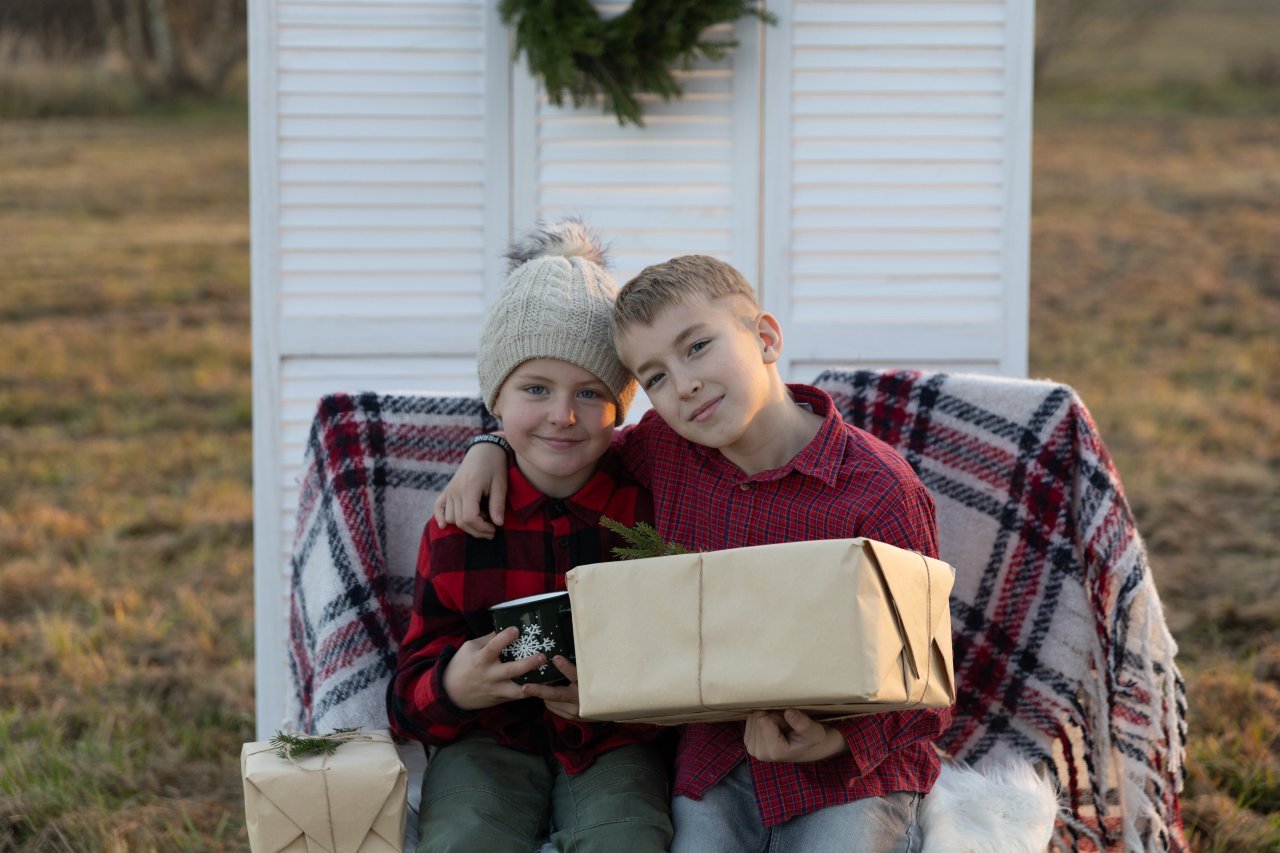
[499,0,776,127]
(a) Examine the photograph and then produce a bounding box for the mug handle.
[558,599,576,664]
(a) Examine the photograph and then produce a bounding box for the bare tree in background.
[1035,0,1173,87]
[88,0,245,100]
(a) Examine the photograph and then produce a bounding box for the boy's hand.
[520,656,581,720]
[441,627,546,711]
[432,441,510,538]
[744,709,850,763]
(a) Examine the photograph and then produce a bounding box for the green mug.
[490,590,575,685]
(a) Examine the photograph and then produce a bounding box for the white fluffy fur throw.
[921,758,1061,853]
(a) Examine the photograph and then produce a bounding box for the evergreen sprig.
[600,516,692,559]
[499,0,776,127]
[270,727,361,760]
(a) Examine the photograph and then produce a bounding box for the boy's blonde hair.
[613,255,760,335]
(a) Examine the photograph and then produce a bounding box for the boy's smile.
[617,296,800,472]
[491,358,617,498]
[689,396,722,423]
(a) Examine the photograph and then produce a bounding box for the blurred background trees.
[1034,0,1173,86]
[1,0,246,114]
[89,0,246,99]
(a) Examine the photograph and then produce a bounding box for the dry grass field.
[0,110,256,849]
[1031,109,1280,850]
[1,11,1278,851]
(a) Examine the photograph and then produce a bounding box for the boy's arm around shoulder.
[431,418,652,537]
[432,441,510,537]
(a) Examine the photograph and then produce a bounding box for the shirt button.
[739,483,752,491]
[558,537,569,549]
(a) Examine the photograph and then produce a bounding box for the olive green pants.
[417,732,673,853]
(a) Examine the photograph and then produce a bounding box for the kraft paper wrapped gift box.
[566,537,956,724]
[241,729,407,853]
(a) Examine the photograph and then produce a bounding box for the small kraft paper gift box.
[241,728,407,852]
[566,537,955,724]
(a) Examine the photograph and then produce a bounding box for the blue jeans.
[670,760,922,853]
[417,732,672,853]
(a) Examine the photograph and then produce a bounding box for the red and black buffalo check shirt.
[615,384,951,827]
[387,449,662,774]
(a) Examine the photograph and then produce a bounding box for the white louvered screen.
[275,0,503,358]
[763,0,1031,379]
[252,0,1033,737]
[253,0,512,736]
[512,9,762,287]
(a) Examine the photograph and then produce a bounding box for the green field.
[2,13,1279,848]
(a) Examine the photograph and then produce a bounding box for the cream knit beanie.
[477,219,636,424]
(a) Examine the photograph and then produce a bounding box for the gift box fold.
[241,729,407,852]
[567,537,955,724]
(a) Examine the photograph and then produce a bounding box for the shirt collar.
[691,384,844,487]
[779,384,845,487]
[506,452,621,525]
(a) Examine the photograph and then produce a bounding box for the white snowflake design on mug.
[503,622,557,676]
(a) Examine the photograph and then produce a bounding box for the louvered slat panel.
[791,3,1006,25]
[280,93,484,117]
[794,25,1005,48]
[257,0,508,739]
[277,2,477,26]
[776,0,1015,372]
[277,0,488,330]
[788,359,1002,383]
[281,162,486,182]
[794,47,1004,71]
[520,16,753,287]
[276,0,488,327]
[281,230,482,251]
[282,117,485,139]
[278,72,483,95]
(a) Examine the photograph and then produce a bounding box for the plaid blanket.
[813,370,1186,852]
[286,392,498,732]
[285,371,1187,852]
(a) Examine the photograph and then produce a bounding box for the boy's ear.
[754,311,783,365]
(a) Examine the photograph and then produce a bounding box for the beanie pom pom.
[506,217,609,273]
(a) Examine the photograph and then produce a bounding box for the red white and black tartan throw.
[813,370,1187,852]
[286,392,497,733]
[285,371,1187,852]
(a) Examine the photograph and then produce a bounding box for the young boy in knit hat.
[436,253,948,852]
[387,220,672,853]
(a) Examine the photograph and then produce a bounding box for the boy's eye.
[688,339,709,356]
[524,385,547,395]
[644,372,666,390]
[577,389,601,400]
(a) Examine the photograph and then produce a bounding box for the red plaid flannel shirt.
[387,450,662,774]
[616,384,951,827]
